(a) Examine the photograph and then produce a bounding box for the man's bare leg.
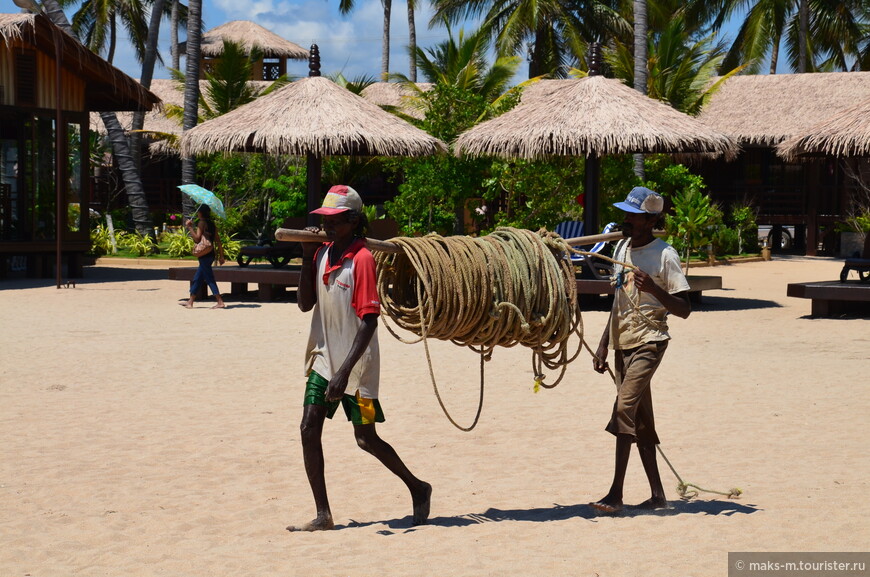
[590,433,632,513]
[288,405,335,532]
[354,424,432,525]
[635,443,668,509]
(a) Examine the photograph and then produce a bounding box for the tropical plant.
[162,227,194,257]
[606,14,745,114]
[729,202,758,254]
[686,0,870,74]
[120,231,158,256]
[655,166,720,270]
[42,0,156,234]
[430,0,629,78]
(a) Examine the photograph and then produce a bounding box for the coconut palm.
[685,0,870,74]
[181,0,201,197]
[339,0,394,80]
[633,0,648,178]
[61,0,149,64]
[42,0,156,234]
[606,13,745,114]
[430,0,629,78]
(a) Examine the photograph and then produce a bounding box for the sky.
[57,0,772,84]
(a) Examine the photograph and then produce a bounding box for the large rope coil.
[375,227,586,430]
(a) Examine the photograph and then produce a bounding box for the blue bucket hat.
[613,186,664,214]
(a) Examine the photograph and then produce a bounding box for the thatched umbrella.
[454,48,738,234]
[777,96,870,160]
[180,46,447,223]
[360,82,433,120]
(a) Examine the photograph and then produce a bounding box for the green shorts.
[304,371,385,425]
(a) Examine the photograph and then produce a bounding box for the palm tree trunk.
[181,0,203,214]
[769,29,781,74]
[107,12,116,64]
[41,0,73,36]
[798,0,808,72]
[170,0,180,70]
[632,0,647,180]
[381,0,392,80]
[407,0,417,82]
[42,0,152,234]
[131,0,166,173]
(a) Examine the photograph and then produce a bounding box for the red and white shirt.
[305,238,381,398]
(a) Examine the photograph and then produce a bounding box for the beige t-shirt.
[609,238,690,350]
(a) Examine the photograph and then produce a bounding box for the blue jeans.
[190,252,220,297]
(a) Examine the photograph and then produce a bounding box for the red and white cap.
[310,185,363,215]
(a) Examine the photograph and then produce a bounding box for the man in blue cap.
[590,186,692,513]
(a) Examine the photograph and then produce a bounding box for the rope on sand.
[375,227,588,431]
[585,342,743,501]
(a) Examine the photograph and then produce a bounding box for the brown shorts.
[605,340,668,445]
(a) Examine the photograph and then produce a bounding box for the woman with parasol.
[181,204,226,309]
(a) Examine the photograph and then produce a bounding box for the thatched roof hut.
[454,76,738,160]
[90,78,272,154]
[0,13,159,111]
[777,96,870,159]
[180,75,447,157]
[698,71,870,146]
[181,20,309,60]
[360,82,433,120]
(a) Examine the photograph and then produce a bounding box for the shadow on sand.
[336,498,760,534]
[693,289,782,312]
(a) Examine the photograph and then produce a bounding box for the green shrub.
[120,232,158,256]
[163,228,194,258]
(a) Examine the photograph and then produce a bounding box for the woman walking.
[181,205,226,309]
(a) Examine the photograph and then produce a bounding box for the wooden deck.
[787,280,870,317]
[170,265,722,304]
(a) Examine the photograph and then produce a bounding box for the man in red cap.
[288,185,431,532]
[590,187,692,513]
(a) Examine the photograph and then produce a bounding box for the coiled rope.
[375,227,588,430]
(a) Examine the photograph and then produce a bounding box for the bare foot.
[635,497,668,510]
[589,496,623,513]
[287,514,334,532]
[179,302,193,309]
[412,482,432,526]
[211,303,226,309]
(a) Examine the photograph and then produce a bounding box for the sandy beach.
[1,254,867,576]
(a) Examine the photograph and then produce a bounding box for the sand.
[1,255,867,576]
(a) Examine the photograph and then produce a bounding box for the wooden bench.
[787,281,870,317]
[576,275,723,303]
[168,265,301,301]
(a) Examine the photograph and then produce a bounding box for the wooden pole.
[275,228,628,254]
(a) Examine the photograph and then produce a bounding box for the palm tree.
[407,0,417,81]
[42,0,154,234]
[340,0,394,80]
[606,13,745,114]
[395,23,522,100]
[633,0,647,178]
[62,0,149,64]
[686,0,869,74]
[430,0,629,78]
[181,0,202,202]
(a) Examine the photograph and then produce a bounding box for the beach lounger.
[555,220,619,280]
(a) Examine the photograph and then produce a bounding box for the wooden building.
[0,12,159,278]
[697,71,870,255]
